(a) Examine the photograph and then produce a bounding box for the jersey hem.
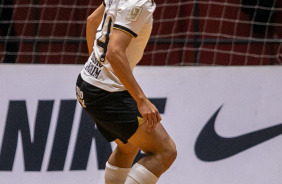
[113,24,138,38]
[80,70,126,92]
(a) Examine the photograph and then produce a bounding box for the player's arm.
[86,4,105,55]
[106,29,162,132]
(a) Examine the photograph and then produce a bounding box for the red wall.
[6,0,282,65]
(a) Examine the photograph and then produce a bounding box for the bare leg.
[105,122,177,184]
[108,139,139,168]
[104,140,139,184]
[128,123,177,178]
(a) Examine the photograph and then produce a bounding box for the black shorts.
[75,74,142,144]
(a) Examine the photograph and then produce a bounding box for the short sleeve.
[113,0,156,38]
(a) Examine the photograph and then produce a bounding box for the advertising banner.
[0,65,282,184]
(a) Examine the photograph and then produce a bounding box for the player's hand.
[137,98,162,132]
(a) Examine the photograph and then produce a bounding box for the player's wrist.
[135,95,147,105]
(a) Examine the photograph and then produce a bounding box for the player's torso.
[81,0,155,92]
[93,0,119,64]
[94,0,154,65]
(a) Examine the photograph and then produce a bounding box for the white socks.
[105,162,131,184]
[125,163,158,184]
[105,162,159,184]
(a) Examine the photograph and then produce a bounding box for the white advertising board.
[0,65,282,184]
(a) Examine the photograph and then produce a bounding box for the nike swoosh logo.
[195,106,282,161]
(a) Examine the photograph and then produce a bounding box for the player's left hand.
[137,98,162,132]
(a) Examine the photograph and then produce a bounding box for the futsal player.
[76,0,177,183]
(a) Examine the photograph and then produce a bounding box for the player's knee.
[156,139,177,172]
[163,140,177,168]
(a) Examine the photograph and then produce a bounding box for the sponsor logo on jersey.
[84,55,103,79]
[126,6,143,21]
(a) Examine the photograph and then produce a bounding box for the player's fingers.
[142,114,148,127]
[146,114,154,132]
[152,111,158,128]
[150,109,161,129]
[156,112,162,123]
[147,119,153,132]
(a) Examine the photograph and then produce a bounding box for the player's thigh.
[114,139,139,155]
[128,123,175,154]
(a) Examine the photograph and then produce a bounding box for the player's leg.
[108,139,139,168]
[105,139,139,184]
[125,122,177,183]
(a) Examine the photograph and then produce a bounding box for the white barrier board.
[0,65,282,184]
